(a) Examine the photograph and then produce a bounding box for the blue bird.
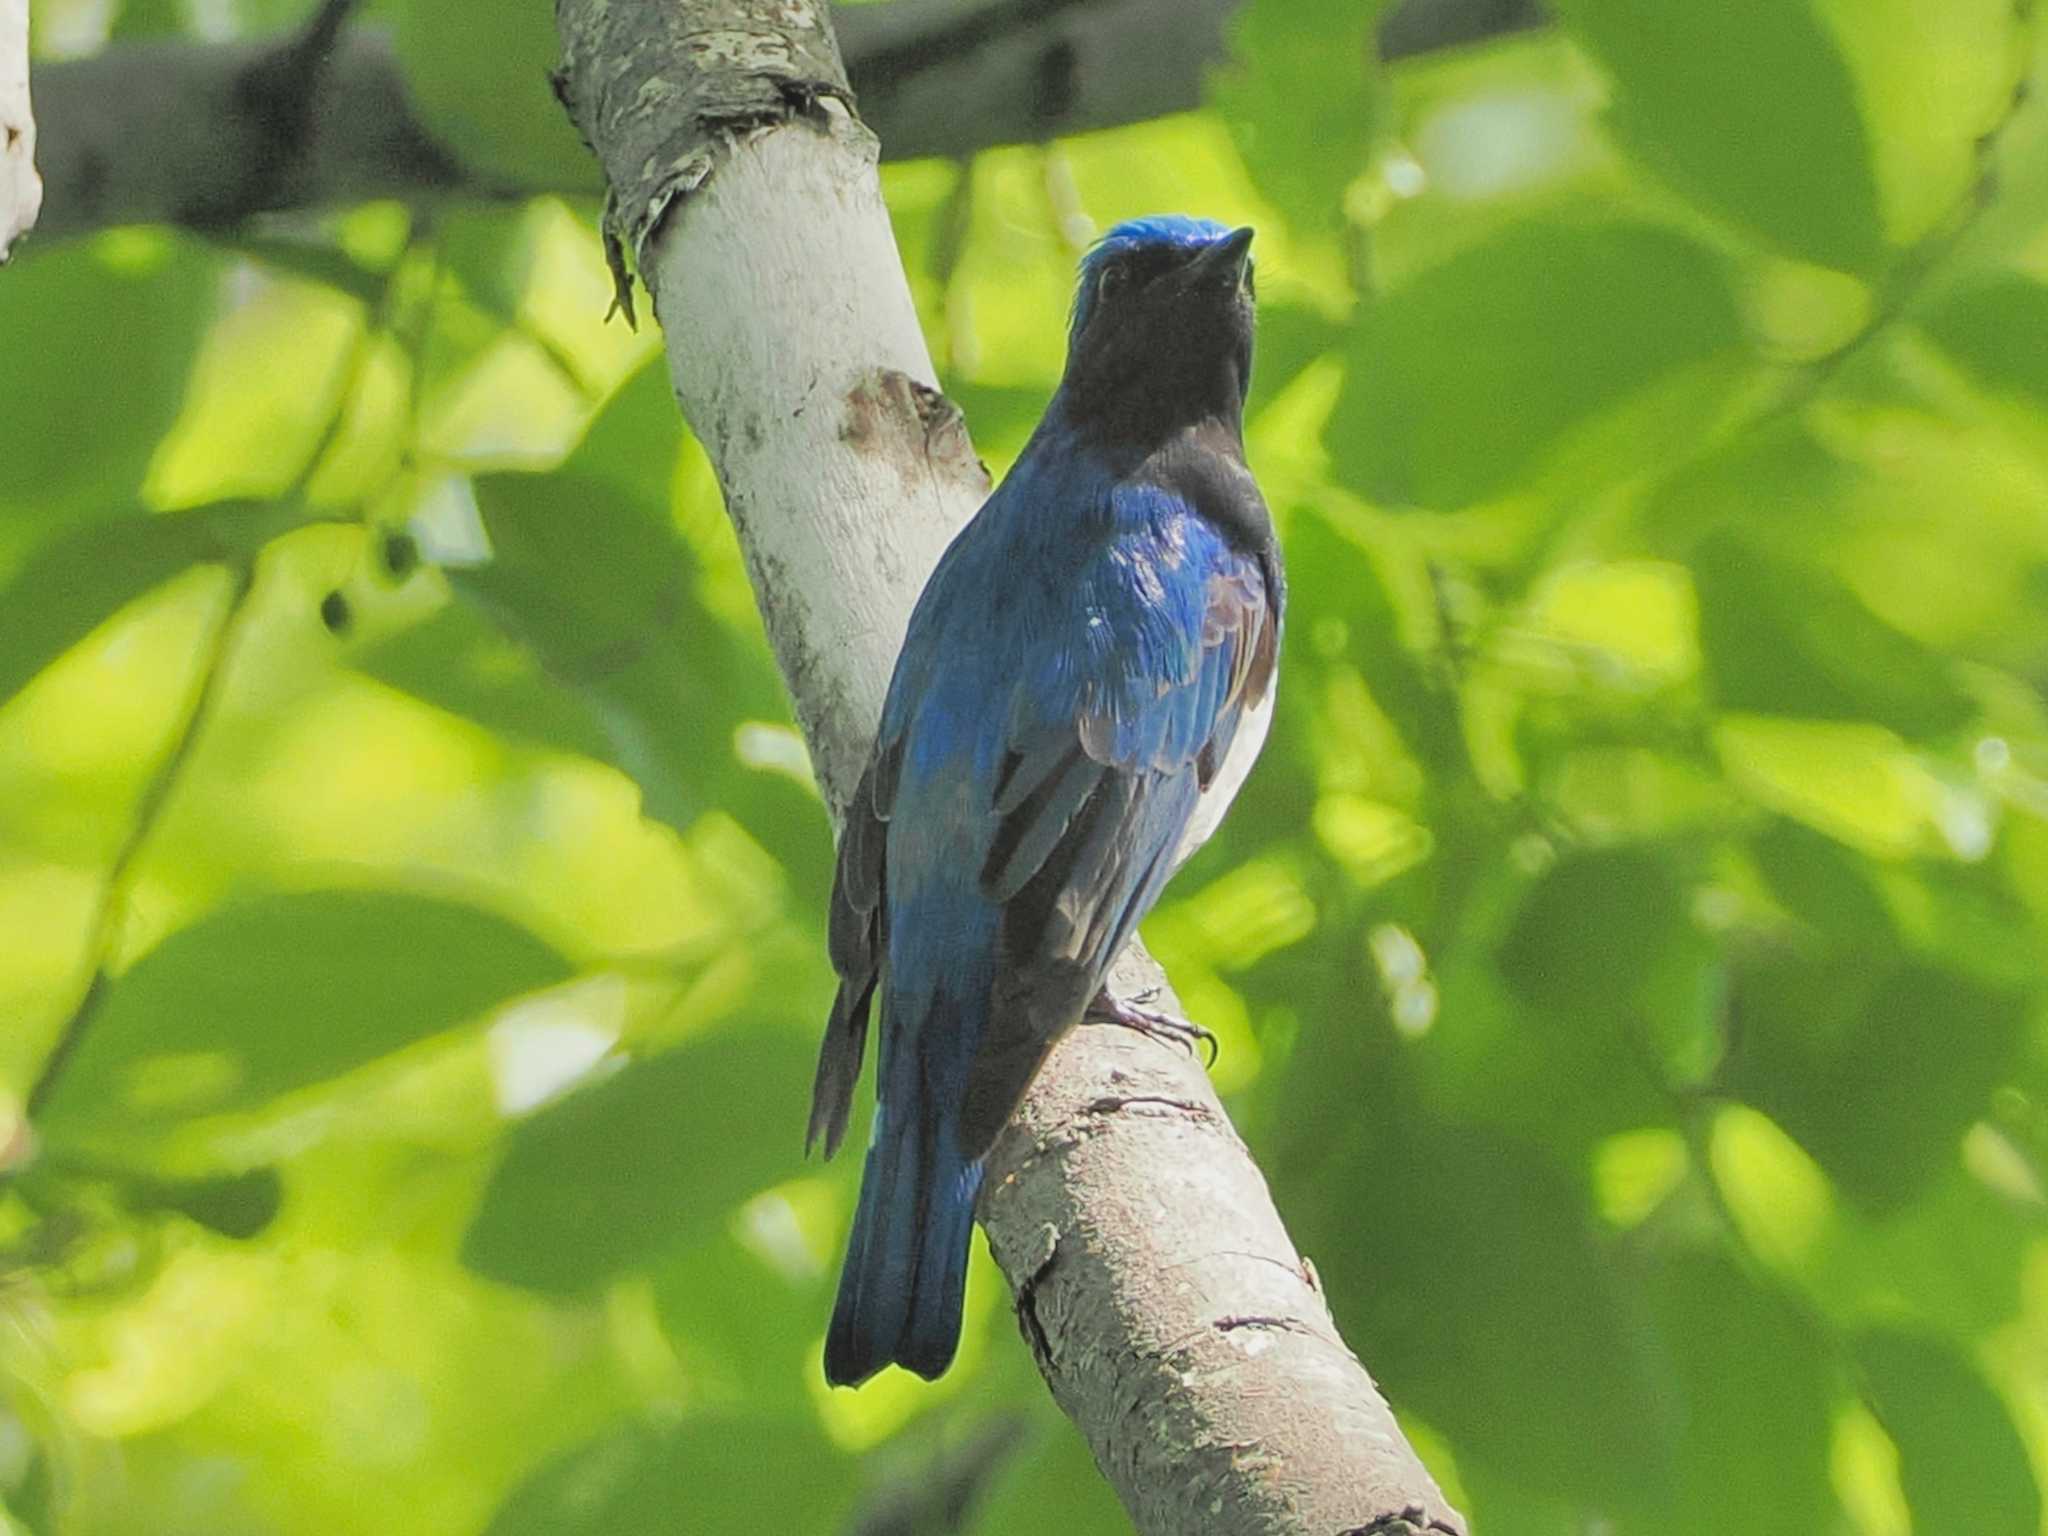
[808,215,1284,1386]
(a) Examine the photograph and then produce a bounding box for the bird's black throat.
[1054,231,1257,465]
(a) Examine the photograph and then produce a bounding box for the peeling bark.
[551,2,1467,1531]
[1,0,38,259]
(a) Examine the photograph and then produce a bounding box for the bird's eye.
[1096,264,1128,304]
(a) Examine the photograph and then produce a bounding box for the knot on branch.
[1341,1508,1467,1536]
[840,367,988,494]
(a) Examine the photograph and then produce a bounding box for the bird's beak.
[1185,226,1255,292]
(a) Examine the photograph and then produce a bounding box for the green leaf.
[1749,820,1897,955]
[1328,221,1741,506]
[1213,0,1386,233]
[1246,301,1347,418]
[484,1413,849,1536]
[1691,530,1975,740]
[651,1235,821,1415]
[1412,951,1684,1168]
[39,891,573,1135]
[1855,1327,2040,1536]
[127,1166,284,1241]
[1819,1164,2031,1339]
[1643,1252,1837,1535]
[0,500,295,710]
[0,1423,56,1536]
[1497,848,1689,1018]
[461,1026,817,1293]
[1921,272,2048,406]
[1727,959,2026,1209]
[448,393,830,897]
[1288,510,1463,778]
[966,1419,1131,1536]
[1554,0,1885,270]
[0,236,217,533]
[1301,1117,1672,1513]
[355,603,618,767]
[108,0,186,39]
[454,478,724,832]
[845,1413,1032,1536]
[224,235,389,306]
[386,0,600,190]
[1489,845,1723,1101]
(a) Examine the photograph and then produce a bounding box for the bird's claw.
[1083,989,1219,1067]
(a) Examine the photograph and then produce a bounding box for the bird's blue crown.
[1070,215,1242,338]
[1085,214,1238,266]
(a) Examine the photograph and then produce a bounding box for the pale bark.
[0,0,38,259]
[551,2,1465,1532]
[28,0,1543,243]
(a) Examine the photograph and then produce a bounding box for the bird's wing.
[809,487,1280,1162]
[805,737,895,1156]
[807,522,973,1157]
[957,516,1280,1155]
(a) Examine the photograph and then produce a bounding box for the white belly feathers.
[1172,686,1275,871]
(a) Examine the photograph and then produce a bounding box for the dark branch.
[1378,0,1547,60]
[24,0,1549,244]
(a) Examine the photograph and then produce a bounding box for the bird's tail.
[824,1065,984,1387]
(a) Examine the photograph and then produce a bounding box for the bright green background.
[4,0,2047,1531]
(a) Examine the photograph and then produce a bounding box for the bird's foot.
[1083,988,1218,1066]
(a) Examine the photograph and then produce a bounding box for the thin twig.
[24,249,404,1124]
[26,559,258,1120]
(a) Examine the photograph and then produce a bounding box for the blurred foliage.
[5,0,2048,1532]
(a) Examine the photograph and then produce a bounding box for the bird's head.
[1058,215,1256,448]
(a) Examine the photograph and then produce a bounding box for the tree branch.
[27,0,1545,244]
[550,1,1465,1530]
[30,18,472,242]
[1376,0,1546,62]
[0,0,38,258]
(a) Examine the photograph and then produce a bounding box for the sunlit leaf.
[355,602,617,767]
[38,891,573,1136]
[0,500,303,710]
[1816,0,2022,247]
